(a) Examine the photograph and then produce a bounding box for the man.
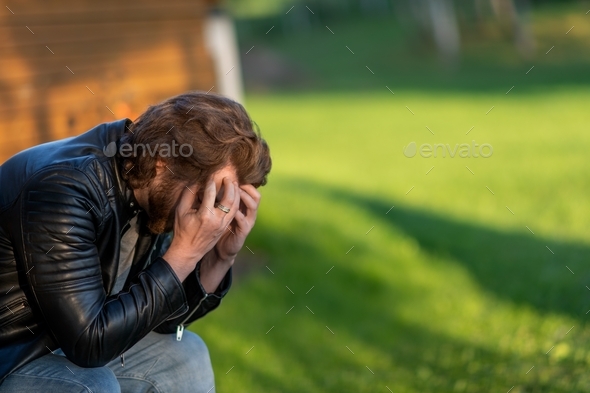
[0,91,272,392]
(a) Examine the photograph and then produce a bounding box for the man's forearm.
[199,251,234,293]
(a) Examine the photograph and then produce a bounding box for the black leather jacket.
[0,119,232,382]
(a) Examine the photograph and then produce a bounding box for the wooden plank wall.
[0,0,218,163]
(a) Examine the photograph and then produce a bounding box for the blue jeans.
[0,331,216,393]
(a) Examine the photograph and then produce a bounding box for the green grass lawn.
[191,90,590,393]
[189,5,590,393]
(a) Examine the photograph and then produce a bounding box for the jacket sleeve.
[12,167,189,367]
[153,234,233,334]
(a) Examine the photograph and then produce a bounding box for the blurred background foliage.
[232,0,590,92]
[190,0,590,392]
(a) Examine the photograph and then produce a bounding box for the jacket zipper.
[118,217,133,367]
[176,293,211,341]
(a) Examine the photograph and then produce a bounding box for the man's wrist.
[164,241,206,264]
[199,251,234,293]
[162,246,204,283]
[202,253,235,276]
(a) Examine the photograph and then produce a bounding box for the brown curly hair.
[119,91,271,191]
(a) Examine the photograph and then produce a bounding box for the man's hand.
[215,184,261,262]
[163,177,241,282]
[199,184,261,293]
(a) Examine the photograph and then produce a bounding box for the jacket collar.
[109,119,143,221]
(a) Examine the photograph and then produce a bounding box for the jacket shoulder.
[0,119,130,213]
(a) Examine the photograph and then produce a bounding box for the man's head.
[119,91,271,234]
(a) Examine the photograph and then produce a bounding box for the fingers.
[177,183,199,214]
[230,182,241,212]
[239,187,258,210]
[217,177,235,211]
[225,184,259,238]
[200,178,217,214]
[212,178,239,225]
[232,209,247,231]
[238,185,260,222]
[239,184,261,205]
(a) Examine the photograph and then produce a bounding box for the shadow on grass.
[212,226,530,392]
[277,176,590,320]
[208,177,590,392]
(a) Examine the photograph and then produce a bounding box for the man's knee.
[178,331,211,362]
[141,330,214,373]
[111,331,215,392]
[76,366,121,393]
[0,363,120,393]
[163,331,215,389]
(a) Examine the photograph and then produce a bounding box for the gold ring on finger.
[216,204,230,214]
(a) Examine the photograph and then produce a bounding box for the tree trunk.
[427,0,461,66]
